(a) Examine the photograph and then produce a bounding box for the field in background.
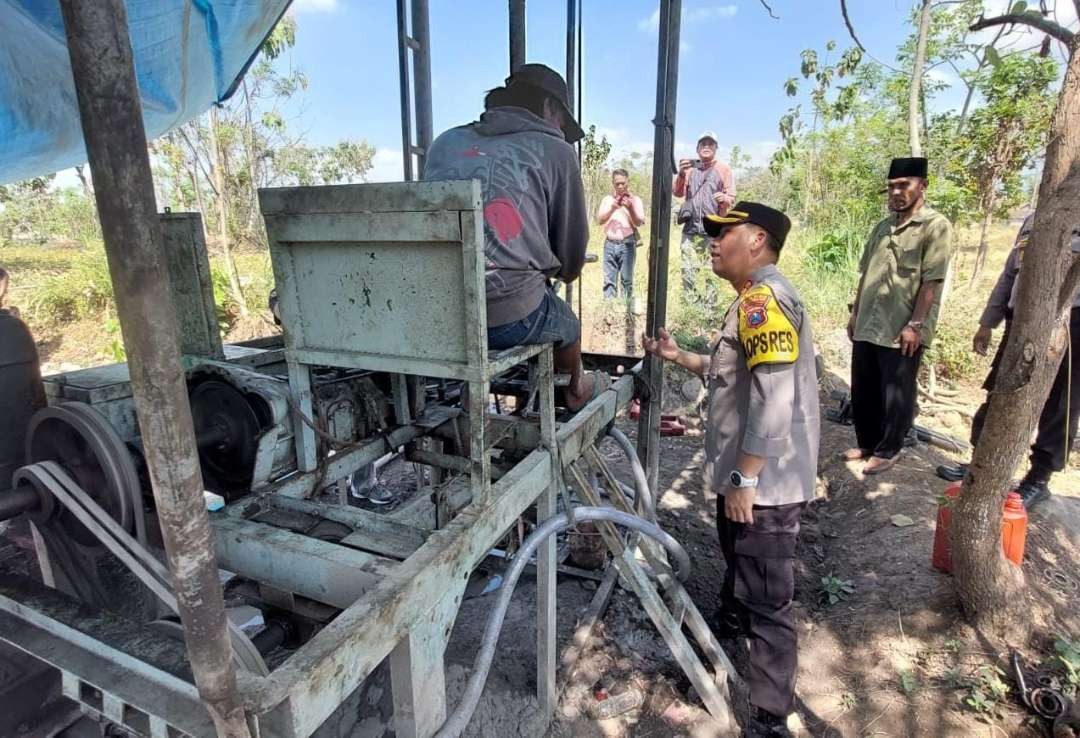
[1,216,1017,386]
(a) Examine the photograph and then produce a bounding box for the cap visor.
[702,212,748,237]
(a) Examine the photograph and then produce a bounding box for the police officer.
[643,202,819,737]
[937,215,1080,509]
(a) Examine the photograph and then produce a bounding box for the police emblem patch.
[740,292,771,329]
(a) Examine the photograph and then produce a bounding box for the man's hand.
[898,324,922,357]
[678,158,693,174]
[973,325,992,356]
[724,487,756,524]
[642,327,681,361]
[846,311,857,341]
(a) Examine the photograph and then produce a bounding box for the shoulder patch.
[738,284,799,369]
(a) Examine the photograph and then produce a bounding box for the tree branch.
[970,14,1074,45]
[838,0,902,72]
[758,0,778,19]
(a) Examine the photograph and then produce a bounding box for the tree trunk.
[971,188,997,283]
[75,164,93,199]
[951,36,1080,641]
[207,108,248,317]
[908,0,932,156]
[241,81,266,248]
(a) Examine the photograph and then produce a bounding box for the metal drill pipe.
[636,0,682,495]
[57,2,250,735]
[509,0,526,73]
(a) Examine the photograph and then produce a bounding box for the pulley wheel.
[26,402,140,547]
[190,380,260,492]
[149,616,271,676]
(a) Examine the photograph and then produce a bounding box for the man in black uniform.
[937,215,1080,509]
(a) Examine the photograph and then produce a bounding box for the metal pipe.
[410,0,434,177]
[509,0,526,73]
[564,0,577,115]
[406,447,471,474]
[636,0,682,495]
[434,506,689,738]
[0,486,39,522]
[57,3,251,736]
[607,428,654,522]
[396,0,415,181]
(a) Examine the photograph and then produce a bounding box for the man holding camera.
[674,131,736,306]
[596,168,645,300]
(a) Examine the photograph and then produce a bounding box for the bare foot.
[564,372,596,412]
[839,447,870,461]
[863,454,900,475]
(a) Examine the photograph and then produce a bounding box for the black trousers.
[971,307,1080,480]
[718,501,805,718]
[850,340,923,458]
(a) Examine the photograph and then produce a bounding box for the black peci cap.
[703,201,792,248]
[505,64,585,144]
[888,157,928,179]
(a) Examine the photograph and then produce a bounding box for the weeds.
[1053,637,1080,697]
[898,669,920,696]
[819,574,856,605]
[28,249,113,323]
[959,665,1010,721]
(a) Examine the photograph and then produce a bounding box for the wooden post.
[535,347,558,717]
[58,2,251,736]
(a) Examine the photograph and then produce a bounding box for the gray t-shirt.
[704,264,821,507]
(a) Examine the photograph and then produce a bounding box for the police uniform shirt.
[980,214,1080,329]
[704,264,821,507]
[853,205,952,348]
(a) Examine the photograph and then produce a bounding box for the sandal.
[863,454,900,475]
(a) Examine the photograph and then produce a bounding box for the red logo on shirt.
[462,145,485,158]
[740,292,771,328]
[484,198,524,244]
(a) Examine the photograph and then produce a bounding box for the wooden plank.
[389,584,464,738]
[264,497,429,557]
[258,180,481,215]
[612,547,736,732]
[263,211,463,243]
[286,361,317,473]
[159,212,223,359]
[210,517,398,609]
[286,348,478,381]
[535,348,558,718]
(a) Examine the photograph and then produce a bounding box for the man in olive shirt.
[843,157,953,474]
[643,202,819,737]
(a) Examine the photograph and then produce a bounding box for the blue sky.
[284,0,925,178]
[280,0,1078,181]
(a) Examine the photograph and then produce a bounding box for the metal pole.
[411,0,434,177]
[636,0,682,495]
[509,0,526,73]
[57,3,251,736]
[563,0,578,309]
[396,0,415,180]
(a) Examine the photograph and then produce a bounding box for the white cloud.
[686,4,739,23]
[638,9,661,31]
[639,3,738,32]
[366,148,405,182]
[291,0,340,13]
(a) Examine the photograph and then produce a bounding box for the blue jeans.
[487,287,580,350]
[602,237,636,299]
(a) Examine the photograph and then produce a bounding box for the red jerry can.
[932,482,1027,573]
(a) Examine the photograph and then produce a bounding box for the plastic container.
[932,482,1027,573]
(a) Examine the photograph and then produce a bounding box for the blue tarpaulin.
[0,1,291,185]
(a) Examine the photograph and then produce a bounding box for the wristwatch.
[906,320,924,330]
[729,470,759,488]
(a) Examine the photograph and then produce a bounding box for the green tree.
[581,125,613,215]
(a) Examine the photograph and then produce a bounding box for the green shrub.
[29,250,114,322]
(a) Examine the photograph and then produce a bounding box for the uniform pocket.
[893,239,921,276]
